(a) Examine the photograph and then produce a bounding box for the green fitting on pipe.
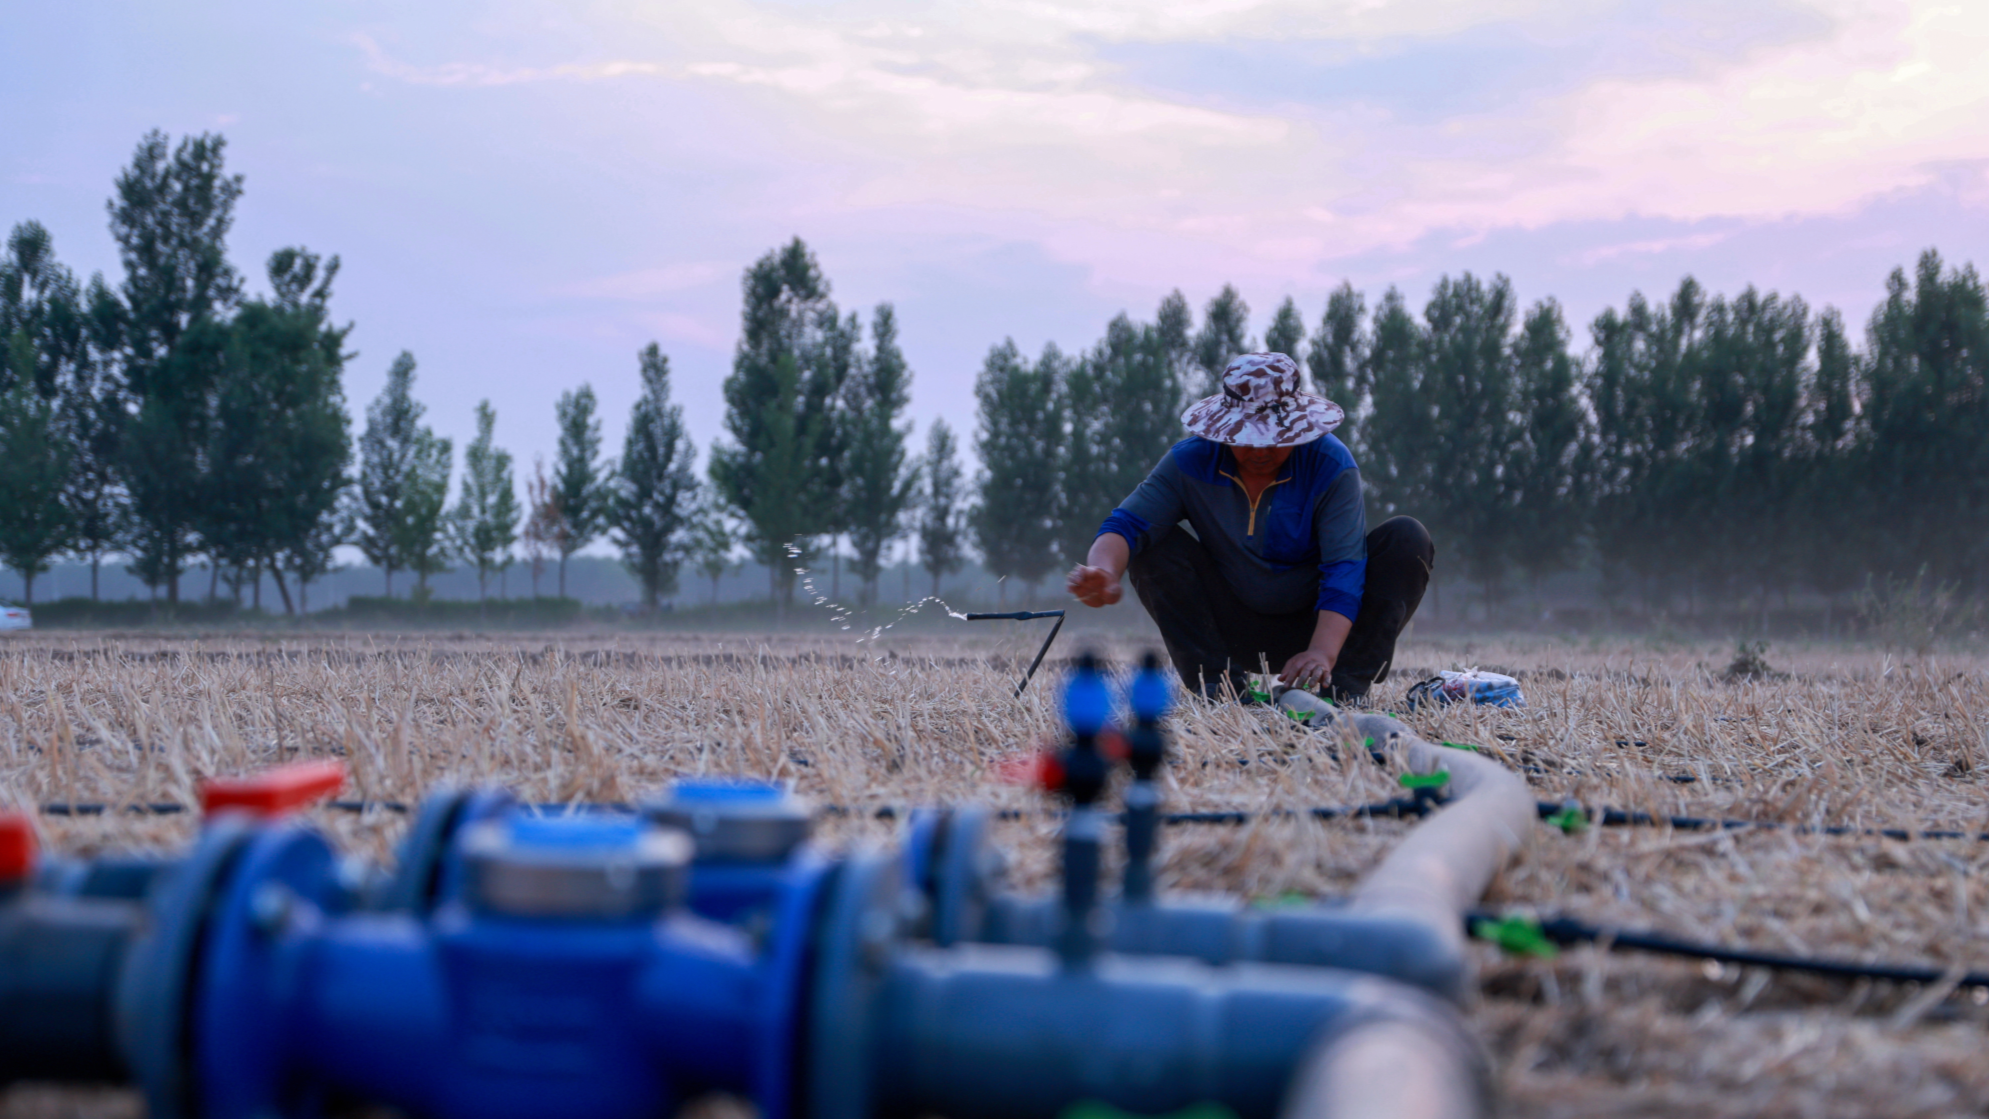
[1440,741,1479,752]
[1545,806,1588,834]
[1470,914,1560,959]
[1398,771,1450,791]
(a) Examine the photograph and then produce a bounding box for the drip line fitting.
[1470,910,1989,993]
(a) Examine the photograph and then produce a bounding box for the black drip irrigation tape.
[1536,800,1989,843]
[1471,909,1989,991]
[34,794,1986,842]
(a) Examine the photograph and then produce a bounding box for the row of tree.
[7,131,1985,621]
[967,257,1989,616]
[0,131,728,612]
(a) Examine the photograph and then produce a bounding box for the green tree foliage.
[402,428,454,599]
[200,248,352,613]
[61,274,131,600]
[552,384,609,597]
[0,381,71,603]
[841,303,918,604]
[1306,282,1367,415]
[0,221,89,399]
[613,344,699,612]
[1860,250,1989,589]
[1357,288,1434,523]
[1056,311,1186,564]
[971,340,1064,603]
[107,131,245,602]
[449,400,521,601]
[1264,296,1305,360]
[355,352,437,596]
[1191,284,1252,395]
[710,239,852,612]
[916,419,967,598]
[1420,273,1522,607]
[1507,299,1587,601]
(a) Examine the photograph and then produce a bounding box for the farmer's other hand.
[1279,649,1335,689]
[1067,564,1122,608]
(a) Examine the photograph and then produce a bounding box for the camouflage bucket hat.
[1180,352,1345,447]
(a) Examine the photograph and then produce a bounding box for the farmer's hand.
[1067,564,1122,608]
[1279,649,1335,690]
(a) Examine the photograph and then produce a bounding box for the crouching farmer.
[1066,353,1433,702]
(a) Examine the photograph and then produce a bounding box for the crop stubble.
[1,630,1987,1118]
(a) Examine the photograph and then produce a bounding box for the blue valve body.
[1061,664,1113,739]
[173,812,831,1119]
[1128,662,1173,724]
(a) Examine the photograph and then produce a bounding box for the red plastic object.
[0,813,36,883]
[1099,729,1129,763]
[993,748,1064,791]
[202,759,349,819]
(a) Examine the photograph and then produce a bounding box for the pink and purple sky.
[5,0,1985,476]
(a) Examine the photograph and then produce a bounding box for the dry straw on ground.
[3,629,1987,1118]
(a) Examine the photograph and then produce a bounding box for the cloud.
[345,0,1989,301]
[350,32,663,87]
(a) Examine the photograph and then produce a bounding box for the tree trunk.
[22,572,34,607]
[209,564,221,602]
[931,569,940,598]
[252,564,263,611]
[90,556,99,602]
[830,544,840,601]
[710,574,720,606]
[559,554,568,599]
[384,565,393,598]
[273,568,295,616]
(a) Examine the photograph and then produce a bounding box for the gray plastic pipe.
[1271,688,1532,1119]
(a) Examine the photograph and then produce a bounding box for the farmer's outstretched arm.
[1068,533,1129,607]
[1070,447,1184,608]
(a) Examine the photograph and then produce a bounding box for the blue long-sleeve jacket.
[1097,436,1367,621]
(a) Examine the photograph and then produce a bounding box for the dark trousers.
[1126,516,1434,700]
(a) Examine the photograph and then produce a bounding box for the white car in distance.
[0,604,31,631]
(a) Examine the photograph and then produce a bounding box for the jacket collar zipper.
[1219,470,1289,536]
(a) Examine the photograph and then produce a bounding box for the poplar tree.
[552,384,609,597]
[971,339,1063,603]
[1191,284,1252,395]
[401,428,454,600]
[355,352,431,596]
[0,221,89,399]
[1421,272,1521,609]
[0,381,70,604]
[842,304,918,604]
[1507,298,1587,601]
[107,131,244,603]
[613,343,699,612]
[449,400,521,601]
[62,274,131,600]
[1264,296,1306,359]
[710,239,846,614]
[1155,289,1196,397]
[201,247,351,613]
[1307,282,1367,420]
[1861,250,1989,589]
[916,419,967,598]
[1357,288,1433,523]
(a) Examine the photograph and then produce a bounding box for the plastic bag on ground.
[1405,670,1526,710]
